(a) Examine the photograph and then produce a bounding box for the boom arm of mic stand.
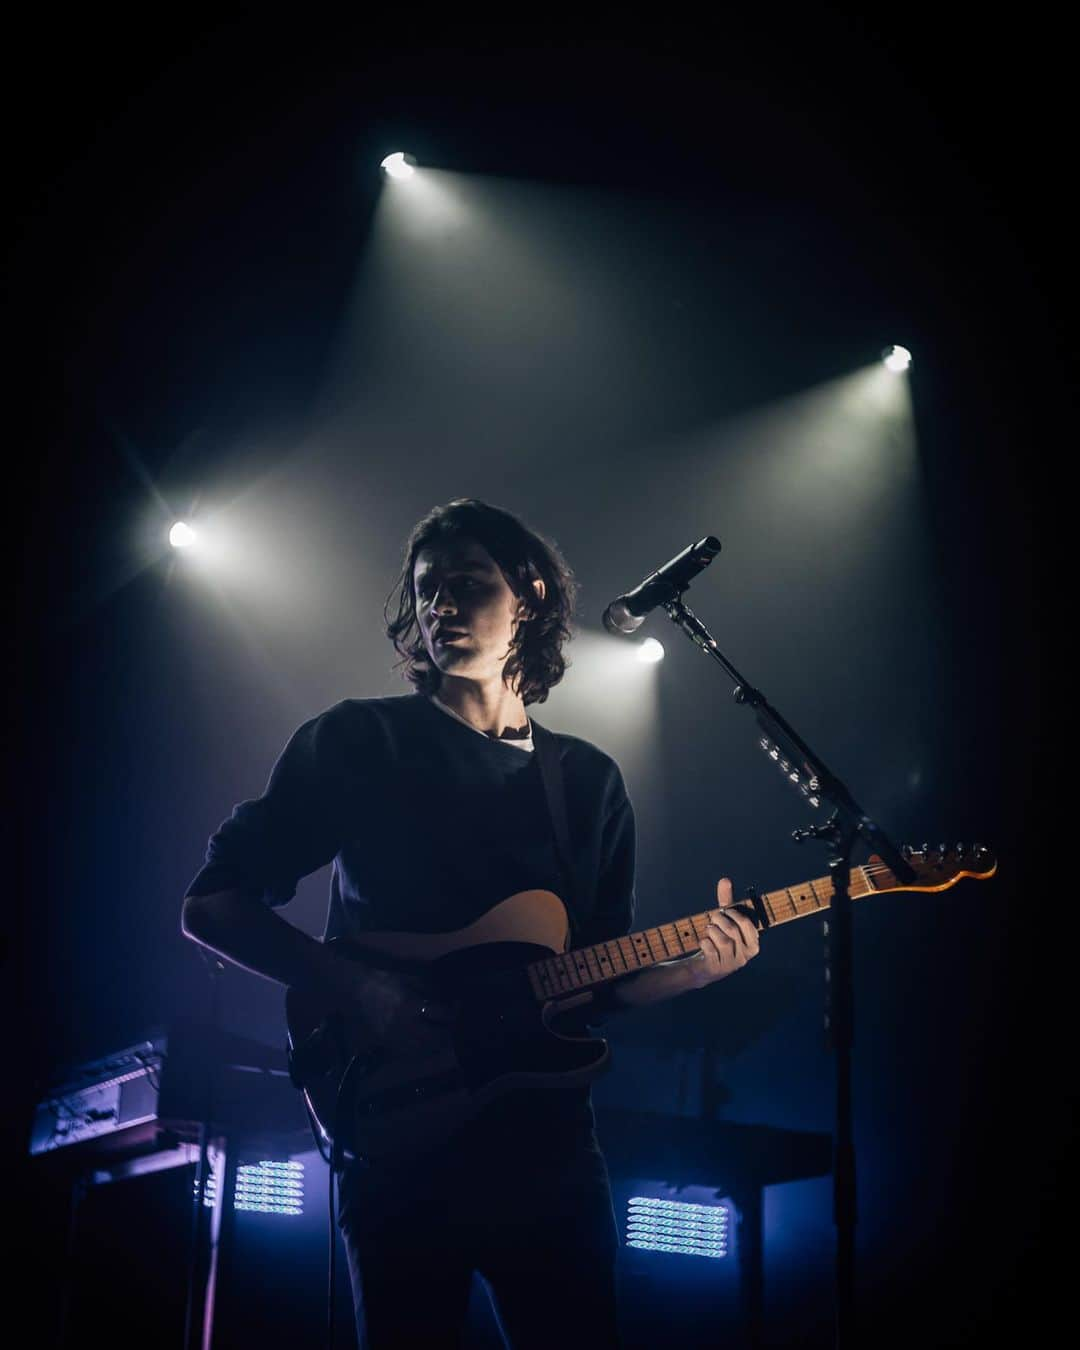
[659,595,915,884]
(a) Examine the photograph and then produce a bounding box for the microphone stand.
[656,585,915,1350]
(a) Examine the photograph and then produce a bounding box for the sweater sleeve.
[184,709,346,909]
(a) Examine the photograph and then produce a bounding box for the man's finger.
[715,911,751,953]
[705,921,739,962]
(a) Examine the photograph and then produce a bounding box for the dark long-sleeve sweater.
[185,691,637,1163]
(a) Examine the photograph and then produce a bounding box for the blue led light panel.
[627,1196,729,1258]
[234,1161,304,1215]
[194,1160,305,1215]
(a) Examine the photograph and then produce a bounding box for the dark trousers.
[339,1144,621,1349]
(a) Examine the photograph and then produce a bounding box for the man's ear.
[515,577,546,627]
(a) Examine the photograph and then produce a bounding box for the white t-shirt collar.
[429,693,534,753]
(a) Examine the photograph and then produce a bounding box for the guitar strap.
[529,718,581,941]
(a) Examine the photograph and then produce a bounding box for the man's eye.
[418,577,477,600]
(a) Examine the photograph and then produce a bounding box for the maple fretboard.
[525,853,964,1003]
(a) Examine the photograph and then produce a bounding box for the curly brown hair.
[384,499,578,706]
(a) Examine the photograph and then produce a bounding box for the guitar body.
[285,890,609,1165]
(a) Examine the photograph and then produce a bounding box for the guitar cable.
[297,1092,337,1349]
[327,1147,338,1350]
[320,1051,365,1350]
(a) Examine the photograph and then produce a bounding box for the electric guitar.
[285,844,996,1165]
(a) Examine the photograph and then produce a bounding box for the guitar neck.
[526,866,876,1003]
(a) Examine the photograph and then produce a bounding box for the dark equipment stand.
[185,1133,236,1350]
[34,1012,308,1348]
[184,956,225,1350]
[701,1035,765,1349]
[597,1104,832,1350]
[655,578,915,1349]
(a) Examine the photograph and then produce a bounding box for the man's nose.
[430,586,457,614]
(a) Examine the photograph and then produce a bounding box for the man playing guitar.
[181,497,760,1348]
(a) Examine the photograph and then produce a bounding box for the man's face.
[413,539,533,685]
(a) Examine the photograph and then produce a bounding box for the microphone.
[602,536,722,634]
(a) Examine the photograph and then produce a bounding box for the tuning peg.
[956,843,966,858]
[938,843,949,860]
[901,843,913,860]
[921,842,930,857]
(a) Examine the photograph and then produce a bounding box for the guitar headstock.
[862,843,997,894]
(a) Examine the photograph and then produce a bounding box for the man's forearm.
[600,898,761,1013]
[606,955,703,1010]
[181,890,341,994]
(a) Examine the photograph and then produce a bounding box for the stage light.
[627,1196,730,1258]
[233,1160,304,1215]
[636,637,665,664]
[196,1159,304,1215]
[882,344,912,373]
[169,521,197,548]
[381,152,417,180]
